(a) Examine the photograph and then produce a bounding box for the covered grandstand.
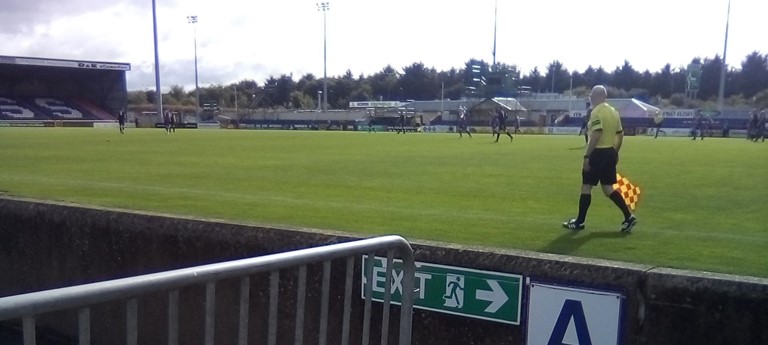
[0,55,129,126]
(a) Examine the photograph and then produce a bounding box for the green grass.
[1,127,766,277]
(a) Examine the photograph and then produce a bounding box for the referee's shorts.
[582,147,618,186]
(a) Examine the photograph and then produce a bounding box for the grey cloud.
[0,0,115,34]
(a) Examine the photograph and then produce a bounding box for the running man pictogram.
[443,274,465,308]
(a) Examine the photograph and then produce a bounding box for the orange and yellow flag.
[613,173,641,211]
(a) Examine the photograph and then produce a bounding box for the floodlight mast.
[317,2,330,112]
[187,15,200,117]
[152,0,162,118]
[492,0,498,71]
[717,0,731,112]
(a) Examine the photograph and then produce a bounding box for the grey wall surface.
[1,197,767,345]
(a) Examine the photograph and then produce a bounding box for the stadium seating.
[27,98,98,120]
[0,96,41,120]
[73,98,115,120]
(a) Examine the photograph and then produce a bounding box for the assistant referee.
[563,85,637,232]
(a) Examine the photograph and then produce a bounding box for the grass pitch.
[0,127,766,277]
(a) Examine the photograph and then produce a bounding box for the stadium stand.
[0,96,39,120]
[74,98,116,120]
[0,55,129,125]
[26,97,96,120]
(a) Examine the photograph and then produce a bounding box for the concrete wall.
[1,197,767,345]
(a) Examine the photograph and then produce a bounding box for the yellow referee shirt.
[588,102,623,148]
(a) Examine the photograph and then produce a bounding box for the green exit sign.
[362,256,523,325]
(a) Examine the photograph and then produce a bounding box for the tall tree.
[581,66,610,88]
[543,60,570,93]
[698,55,723,100]
[399,62,438,100]
[612,60,640,91]
[520,67,545,93]
[327,70,358,109]
[738,52,768,98]
[273,74,296,108]
[652,64,674,99]
[437,68,464,100]
[296,73,319,98]
[368,65,400,101]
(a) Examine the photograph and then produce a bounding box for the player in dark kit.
[493,107,513,142]
[755,111,766,142]
[169,112,176,133]
[512,112,522,134]
[747,110,759,141]
[117,110,126,134]
[691,112,705,140]
[652,110,665,138]
[396,111,407,134]
[366,110,376,133]
[457,105,472,138]
[578,108,591,144]
[163,111,171,134]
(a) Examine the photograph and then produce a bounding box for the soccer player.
[493,107,513,142]
[489,111,498,137]
[512,112,522,134]
[691,112,705,140]
[367,111,376,133]
[747,110,759,141]
[578,108,592,144]
[563,85,637,232]
[163,111,171,134]
[169,112,176,133]
[457,105,472,138]
[652,110,665,139]
[755,111,766,142]
[396,111,406,134]
[117,110,126,134]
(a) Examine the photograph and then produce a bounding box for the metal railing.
[0,235,416,345]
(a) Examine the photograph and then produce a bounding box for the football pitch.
[1,127,766,278]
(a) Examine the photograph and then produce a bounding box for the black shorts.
[582,148,618,186]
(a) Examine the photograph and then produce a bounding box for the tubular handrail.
[0,235,415,345]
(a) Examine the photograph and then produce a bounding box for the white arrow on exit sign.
[475,280,508,313]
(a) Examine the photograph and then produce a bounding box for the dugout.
[0,55,130,121]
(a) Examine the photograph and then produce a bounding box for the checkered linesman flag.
[613,173,641,211]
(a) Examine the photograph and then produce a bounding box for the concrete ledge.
[1,196,767,344]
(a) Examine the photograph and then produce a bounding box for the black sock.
[576,194,591,223]
[609,190,632,220]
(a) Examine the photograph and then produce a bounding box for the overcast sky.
[1,0,765,92]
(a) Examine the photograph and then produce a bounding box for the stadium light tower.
[317,2,330,112]
[492,0,497,71]
[151,0,163,118]
[717,0,731,112]
[187,15,200,117]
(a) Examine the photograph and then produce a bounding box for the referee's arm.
[614,130,624,153]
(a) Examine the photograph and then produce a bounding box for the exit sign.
[362,255,523,325]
